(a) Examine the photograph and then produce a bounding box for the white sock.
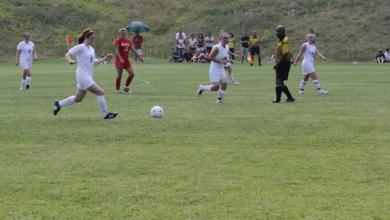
[217,89,226,100]
[20,79,26,88]
[229,74,235,82]
[312,80,321,91]
[59,96,75,107]
[204,85,213,91]
[299,80,307,91]
[26,76,31,85]
[97,95,109,116]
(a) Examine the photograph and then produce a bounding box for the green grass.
[0,60,389,219]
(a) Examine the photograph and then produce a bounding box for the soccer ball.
[150,106,164,118]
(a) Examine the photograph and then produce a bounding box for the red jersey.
[132,35,143,49]
[114,37,132,61]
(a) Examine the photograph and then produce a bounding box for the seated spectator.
[376,49,385,64]
[183,48,193,63]
[384,48,390,62]
[169,48,182,63]
[191,51,201,63]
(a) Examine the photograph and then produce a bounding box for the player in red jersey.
[114,28,139,93]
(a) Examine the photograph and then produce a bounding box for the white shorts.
[302,63,315,75]
[76,76,95,90]
[20,60,32,70]
[209,68,227,83]
[135,49,142,56]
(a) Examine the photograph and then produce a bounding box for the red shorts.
[115,59,132,70]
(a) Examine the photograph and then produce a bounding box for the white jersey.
[210,43,229,70]
[68,43,96,78]
[17,41,35,61]
[302,42,316,74]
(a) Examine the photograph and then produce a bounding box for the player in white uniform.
[16,32,37,90]
[197,32,230,104]
[294,34,328,95]
[52,29,118,119]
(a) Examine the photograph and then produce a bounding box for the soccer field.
[0,60,389,219]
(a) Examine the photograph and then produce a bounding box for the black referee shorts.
[276,61,291,81]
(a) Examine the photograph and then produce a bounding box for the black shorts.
[276,61,291,81]
[250,47,260,56]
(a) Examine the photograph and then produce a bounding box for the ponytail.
[78,28,94,44]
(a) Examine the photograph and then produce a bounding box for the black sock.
[275,86,282,102]
[282,85,293,99]
[258,58,262,65]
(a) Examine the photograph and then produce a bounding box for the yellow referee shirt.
[275,36,291,62]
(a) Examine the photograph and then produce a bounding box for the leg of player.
[25,68,32,89]
[88,83,118,119]
[216,80,227,104]
[298,74,309,94]
[116,69,123,93]
[123,67,135,93]
[20,69,27,90]
[310,72,328,95]
[53,88,87,116]
[225,65,239,85]
[197,82,220,96]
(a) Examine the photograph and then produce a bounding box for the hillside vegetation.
[0,0,389,61]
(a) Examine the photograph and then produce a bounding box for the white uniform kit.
[302,42,316,75]
[17,41,35,70]
[209,43,229,83]
[68,43,97,90]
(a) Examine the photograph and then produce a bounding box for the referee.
[273,25,294,103]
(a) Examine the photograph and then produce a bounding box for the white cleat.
[231,81,240,85]
[197,85,204,96]
[216,98,223,104]
[298,90,304,95]
[319,89,328,95]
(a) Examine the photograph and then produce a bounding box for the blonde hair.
[78,28,94,44]
[119,28,127,33]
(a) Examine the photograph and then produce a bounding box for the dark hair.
[78,28,94,44]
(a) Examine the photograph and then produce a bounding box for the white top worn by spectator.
[188,37,198,49]
[17,41,35,61]
[384,50,390,61]
[176,32,186,40]
[205,36,214,48]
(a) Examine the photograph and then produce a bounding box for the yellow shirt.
[228,38,235,49]
[275,36,291,62]
[249,36,260,47]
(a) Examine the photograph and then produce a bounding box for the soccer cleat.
[115,90,123,94]
[53,100,61,116]
[298,90,304,95]
[286,98,295,102]
[216,98,223,104]
[319,89,328,95]
[231,81,240,85]
[272,100,281,103]
[26,84,30,89]
[104,112,118,119]
[197,85,204,96]
[123,87,131,93]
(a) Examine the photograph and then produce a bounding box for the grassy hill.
[0,0,389,61]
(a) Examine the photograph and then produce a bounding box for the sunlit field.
[0,59,389,219]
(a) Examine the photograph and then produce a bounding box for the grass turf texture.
[0,60,389,219]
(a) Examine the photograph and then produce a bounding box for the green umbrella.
[126,21,150,33]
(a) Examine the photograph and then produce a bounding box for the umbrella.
[126,21,149,33]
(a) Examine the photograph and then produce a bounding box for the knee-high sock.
[203,85,213,92]
[229,73,235,82]
[20,79,26,88]
[217,89,226,100]
[299,80,307,91]
[116,77,122,90]
[275,85,283,102]
[312,80,321,91]
[59,96,75,107]
[125,74,134,87]
[97,95,109,116]
[282,85,293,99]
[26,76,31,85]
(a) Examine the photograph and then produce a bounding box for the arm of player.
[315,49,327,60]
[16,50,21,66]
[94,53,113,66]
[65,53,76,65]
[115,45,125,64]
[293,43,306,66]
[33,47,38,60]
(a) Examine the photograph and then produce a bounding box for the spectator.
[376,49,385,64]
[240,32,249,64]
[176,34,186,59]
[228,32,236,60]
[188,34,198,55]
[176,29,186,40]
[205,32,215,53]
[384,48,390,62]
[132,31,144,63]
[169,48,182,63]
[249,31,261,66]
[183,48,193,63]
[197,33,205,52]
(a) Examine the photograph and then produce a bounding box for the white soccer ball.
[150,106,164,118]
